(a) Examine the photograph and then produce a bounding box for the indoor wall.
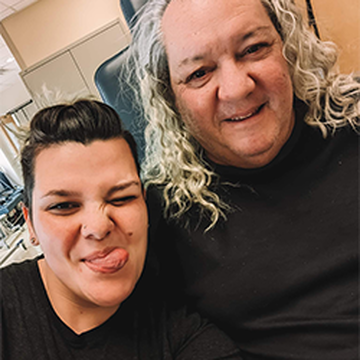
[295,0,360,73]
[1,0,359,73]
[0,0,126,69]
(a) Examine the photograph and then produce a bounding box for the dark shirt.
[149,102,359,360]
[0,257,242,360]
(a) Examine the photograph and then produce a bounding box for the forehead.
[33,139,139,193]
[162,0,273,65]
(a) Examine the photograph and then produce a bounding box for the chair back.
[95,0,149,163]
[95,48,146,163]
[120,0,148,29]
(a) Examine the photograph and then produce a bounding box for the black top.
[149,101,359,360]
[0,257,242,360]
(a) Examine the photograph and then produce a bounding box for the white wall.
[0,75,31,115]
[0,138,22,185]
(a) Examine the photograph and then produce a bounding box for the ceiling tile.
[0,0,38,21]
[12,0,37,11]
[0,8,14,21]
[0,0,20,6]
[0,3,8,12]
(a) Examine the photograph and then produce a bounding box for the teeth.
[228,106,261,121]
[231,112,255,121]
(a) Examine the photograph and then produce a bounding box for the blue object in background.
[95,0,148,164]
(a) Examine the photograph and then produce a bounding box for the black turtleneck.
[149,101,359,360]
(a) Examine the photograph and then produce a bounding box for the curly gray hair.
[127,0,360,229]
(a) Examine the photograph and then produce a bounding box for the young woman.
[0,99,242,360]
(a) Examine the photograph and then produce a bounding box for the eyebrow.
[241,26,272,42]
[41,180,141,199]
[41,190,80,199]
[177,25,273,68]
[106,180,141,197]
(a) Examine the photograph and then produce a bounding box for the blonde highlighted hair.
[127,0,360,229]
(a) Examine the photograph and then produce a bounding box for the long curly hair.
[127,0,360,229]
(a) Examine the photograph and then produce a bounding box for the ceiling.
[0,0,38,21]
[0,0,38,95]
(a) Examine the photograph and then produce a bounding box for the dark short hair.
[21,99,140,218]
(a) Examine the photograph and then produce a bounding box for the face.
[162,0,295,168]
[24,139,148,310]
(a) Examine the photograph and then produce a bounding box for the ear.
[22,205,36,240]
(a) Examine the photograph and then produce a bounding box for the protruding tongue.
[85,249,129,273]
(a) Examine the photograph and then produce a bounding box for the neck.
[38,259,119,334]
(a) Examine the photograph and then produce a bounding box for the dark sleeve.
[165,305,243,360]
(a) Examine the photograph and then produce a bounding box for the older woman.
[0,99,241,359]
[127,0,359,358]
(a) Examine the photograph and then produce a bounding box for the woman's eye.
[244,43,269,56]
[187,69,207,83]
[110,196,136,206]
[193,69,207,79]
[48,202,79,214]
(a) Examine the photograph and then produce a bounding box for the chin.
[240,134,285,165]
[91,294,128,308]
[88,283,136,308]
[224,146,275,169]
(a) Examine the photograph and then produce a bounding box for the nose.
[81,206,114,241]
[217,60,256,102]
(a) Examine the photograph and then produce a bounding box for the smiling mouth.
[226,104,265,122]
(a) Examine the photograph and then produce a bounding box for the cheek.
[124,212,148,277]
[176,92,216,139]
[262,57,293,97]
[34,214,76,254]
[130,212,148,262]
[119,204,148,242]
[176,84,214,116]
[276,70,292,97]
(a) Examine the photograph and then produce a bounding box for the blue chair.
[95,0,148,163]
[120,0,148,29]
[0,171,23,218]
[0,171,24,247]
